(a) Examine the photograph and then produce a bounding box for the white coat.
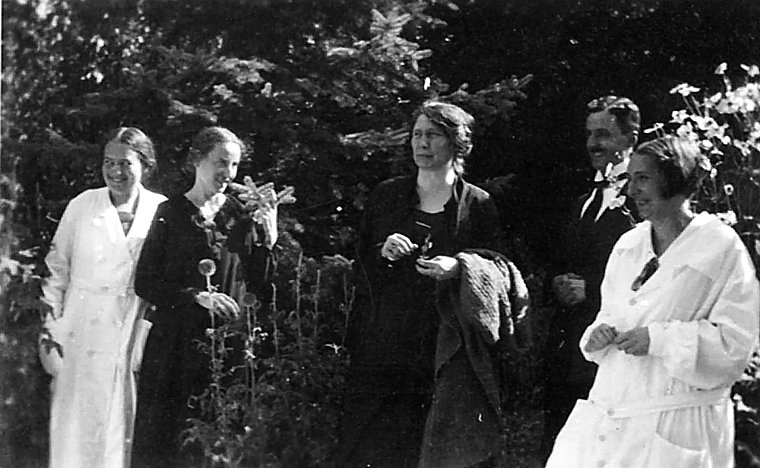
[40,185,166,468]
[546,212,760,468]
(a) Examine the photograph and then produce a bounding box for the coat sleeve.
[469,194,504,253]
[42,196,80,322]
[646,239,760,389]
[40,194,84,374]
[228,213,277,299]
[580,244,622,364]
[135,203,201,309]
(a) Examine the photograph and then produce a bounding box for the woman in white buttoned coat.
[40,127,166,468]
[546,136,760,468]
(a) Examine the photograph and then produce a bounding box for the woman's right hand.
[196,291,240,319]
[584,323,617,353]
[381,233,418,261]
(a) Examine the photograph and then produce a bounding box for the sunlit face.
[194,142,242,196]
[627,152,680,221]
[411,115,455,171]
[586,109,633,172]
[102,142,144,198]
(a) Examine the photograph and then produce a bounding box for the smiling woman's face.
[193,141,242,197]
[102,141,143,198]
[627,152,674,221]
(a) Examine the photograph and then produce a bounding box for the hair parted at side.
[189,127,245,165]
[635,135,710,199]
[586,95,641,137]
[411,100,475,176]
[105,127,157,174]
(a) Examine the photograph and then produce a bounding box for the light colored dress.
[546,212,760,468]
[40,185,166,468]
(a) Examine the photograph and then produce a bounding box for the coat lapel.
[125,185,159,260]
[92,188,133,263]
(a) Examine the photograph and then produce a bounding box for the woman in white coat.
[40,127,167,468]
[546,135,760,468]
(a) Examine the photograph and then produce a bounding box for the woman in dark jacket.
[338,101,504,468]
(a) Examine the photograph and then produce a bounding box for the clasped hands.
[381,233,459,280]
[584,323,650,356]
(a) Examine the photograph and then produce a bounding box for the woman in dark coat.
[338,101,504,468]
[131,127,277,468]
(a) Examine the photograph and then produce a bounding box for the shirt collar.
[593,158,629,183]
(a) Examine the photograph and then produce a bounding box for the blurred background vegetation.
[2,0,759,466]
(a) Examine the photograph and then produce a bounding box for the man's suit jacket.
[544,186,639,388]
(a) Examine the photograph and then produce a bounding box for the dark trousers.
[539,382,592,463]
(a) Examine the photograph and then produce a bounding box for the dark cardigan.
[338,174,505,468]
[420,249,531,468]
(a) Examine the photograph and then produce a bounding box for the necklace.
[113,193,140,235]
[118,211,135,234]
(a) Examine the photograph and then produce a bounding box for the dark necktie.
[580,180,609,223]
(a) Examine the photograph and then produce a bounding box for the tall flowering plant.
[648,63,760,270]
[647,63,760,467]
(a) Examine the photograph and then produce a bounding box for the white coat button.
[597,461,606,467]
[628,298,636,306]
[607,409,615,417]
[598,434,606,442]
[90,318,100,326]
[114,320,123,328]
[86,350,96,357]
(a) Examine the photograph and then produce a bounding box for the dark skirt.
[337,365,434,468]
[132,308,211,468]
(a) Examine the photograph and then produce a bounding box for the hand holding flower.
[196,291,240,320]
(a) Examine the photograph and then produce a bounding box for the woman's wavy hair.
[104,127,157,177]
[411,101,475,176]
[634,135,710,199]
[188,127,245,165]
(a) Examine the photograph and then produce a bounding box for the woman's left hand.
[253,187,278,248]
[614,327,650,356]
[416,255,460,281]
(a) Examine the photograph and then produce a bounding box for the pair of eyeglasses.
[631,257,659,291]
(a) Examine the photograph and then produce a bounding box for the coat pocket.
[131,319,153,372]
[648,432,707,467]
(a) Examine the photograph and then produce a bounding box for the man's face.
[585,109,633,172]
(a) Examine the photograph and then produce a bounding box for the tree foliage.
[2,0,760,466]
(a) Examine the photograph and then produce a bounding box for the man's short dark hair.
[587,95,641,137]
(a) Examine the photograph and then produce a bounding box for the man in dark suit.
[540,95,641,461]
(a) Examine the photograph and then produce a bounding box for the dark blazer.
[544,185,639,387]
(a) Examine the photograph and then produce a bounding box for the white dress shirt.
[579,159,629,222]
